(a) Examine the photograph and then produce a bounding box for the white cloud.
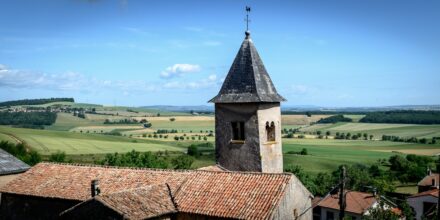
[160,64,201,78]
[163,74,220,90]
[291,84,311,94]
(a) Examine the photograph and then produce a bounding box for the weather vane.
[245,6,251,31]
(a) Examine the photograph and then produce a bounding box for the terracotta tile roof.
[409,188,439,198]
[61,184,177,219]
[174,170,291,219]
[197,165,227,172]
[418,173,439,186]
[1,163,188,201]
[1,162,293,219]
[317,191,377,215]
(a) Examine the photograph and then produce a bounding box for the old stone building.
[210,31,285,173]
[0,162,312,219]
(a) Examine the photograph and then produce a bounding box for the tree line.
[316,114,353,123]
[98,150,194,169]
[360,110,440,124]
[0,98,74,107]
[0,112,57,129]
[382,135,438,144]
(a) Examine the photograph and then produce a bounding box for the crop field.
[300,122,440,138]
[0,126,185,155]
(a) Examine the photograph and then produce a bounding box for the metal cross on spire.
[245,6,251,32]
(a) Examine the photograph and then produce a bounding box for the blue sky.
[1,0,439,107]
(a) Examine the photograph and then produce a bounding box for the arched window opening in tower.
[266,121,276,142]
[231,121,245,141]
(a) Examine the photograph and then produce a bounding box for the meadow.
[1,108,440,176]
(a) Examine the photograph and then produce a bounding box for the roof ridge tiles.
[36,162,293,176]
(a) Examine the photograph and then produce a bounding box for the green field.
[282,138,440,174]
[0,126,185,155]
[1,109,440,176]
[300,122,440,139]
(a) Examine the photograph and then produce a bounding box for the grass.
[47,113,102,131]
[0,126,185,155]
[282,138,440,174]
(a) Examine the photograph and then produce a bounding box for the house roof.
[317,191,377,215]
[408,188,439,198]
[0,148,30,175]
[197,164,227,172]
[209,32,285,103]
[418,173,439,186]
[61,184,177,219]
[1,162,294,220]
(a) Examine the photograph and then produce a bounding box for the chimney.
[428,167,432,176]
[91,179,100,197]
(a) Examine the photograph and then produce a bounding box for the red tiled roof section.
[0,163,190,201]
[418,173,439,186]
[96,185,177,219]
[317,191,376,215]
[197,165,227,172]
[175,171,291,220]
[409,188,439,198]
[1,163,294,219]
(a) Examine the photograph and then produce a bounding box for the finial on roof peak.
[245,30,251,39]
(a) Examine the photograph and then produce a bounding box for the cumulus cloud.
[0,64,220,96]
[0,65,158,93]
[0,65,87,90]
[160,64,201,78]
[290,84,311,94]
[163,74,220,90]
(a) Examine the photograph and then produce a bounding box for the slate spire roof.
[209,31,286,103]
[0,148,30,175]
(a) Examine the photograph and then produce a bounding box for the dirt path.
[0,132,23,144]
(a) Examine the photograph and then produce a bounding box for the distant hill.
[282,105,440,113]
[0,98,74,107]
[140,105,214,113]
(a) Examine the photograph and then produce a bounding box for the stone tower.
[209,31,286,173]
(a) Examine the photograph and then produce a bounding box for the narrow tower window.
[231,122,245,141]
[266,121,276,142]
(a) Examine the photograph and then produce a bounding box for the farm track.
[0,131,23,144]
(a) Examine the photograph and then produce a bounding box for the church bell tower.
[209,14,286,173]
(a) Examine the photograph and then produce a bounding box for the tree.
[300,148,308,155]
[49,151,66,162]
[172,155,194,169]
[316,131,322,136]
[174,136,179,141]
[169,118,176,122]
[363,201,400,220]
[26,150,42,165]
[326,131,331,136]
[369,134,374,140]
[306,112,312,117]
[187,145,201,157]
[363,133,368,140]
